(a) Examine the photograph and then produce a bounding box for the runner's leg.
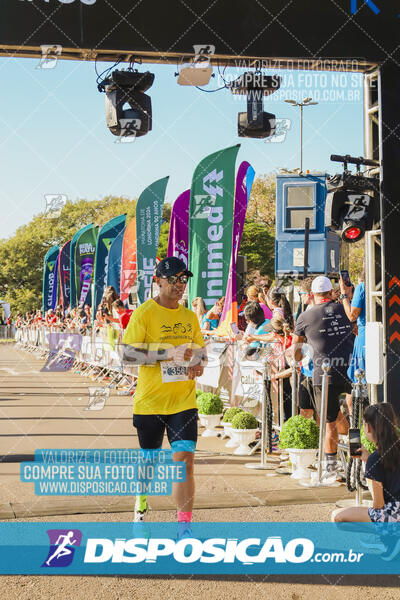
[132,414,165,519]
[165,408,197,522]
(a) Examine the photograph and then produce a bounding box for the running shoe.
[134,497,148,523]
[177,522,193,541]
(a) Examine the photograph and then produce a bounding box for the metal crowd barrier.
[0,325,15,339]
[15,326,137,392]
[16,327,296,433]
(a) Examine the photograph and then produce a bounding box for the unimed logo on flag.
[42,529,82,568]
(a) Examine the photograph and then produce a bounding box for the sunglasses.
[162,274,189,285]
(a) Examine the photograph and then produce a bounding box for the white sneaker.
[134,508,148,522]
[134,498,148,523]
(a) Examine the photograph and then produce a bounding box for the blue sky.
[0,57,364,240]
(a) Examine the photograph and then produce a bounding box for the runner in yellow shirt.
[122,257,206,528]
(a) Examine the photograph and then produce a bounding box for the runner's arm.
[292,334,305,362]
[121,343,175,365]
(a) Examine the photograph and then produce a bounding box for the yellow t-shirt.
[122,299,205,415]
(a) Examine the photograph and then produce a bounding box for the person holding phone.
[293,276,353,477]
[340,269,365,383]
[332,403,400,524]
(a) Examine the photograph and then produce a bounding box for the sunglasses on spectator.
[162,274,189,285]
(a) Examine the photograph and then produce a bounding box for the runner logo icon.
[42,529,82,567]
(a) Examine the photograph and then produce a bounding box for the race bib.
[161,361,188,383]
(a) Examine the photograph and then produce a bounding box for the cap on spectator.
[311,276,333,294]
[155,256,193,278]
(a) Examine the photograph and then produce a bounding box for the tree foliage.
[0,196,137,314]
[0,174,278,314]
[240,221,275,278]
[240,174,276,279]
[246,174,276,231]
[348,240,364,283]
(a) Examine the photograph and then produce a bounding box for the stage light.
[342,224,363,242]
[230,72,281,139]
[100,69,155,138]
[325,154,379,244]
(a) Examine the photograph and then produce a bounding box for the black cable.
[217,64,229,86]
[265,378,273,454]
[96,58,123,92]
[346,387,369,492]
[195,84,227,93]
[346,456,357,493]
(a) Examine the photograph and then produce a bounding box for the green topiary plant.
[231,412,259,430]
[360,423,400,455]
[360,424,376,454]
[197,393,224,415]
[279,415,319,449]
[222,407,244,423]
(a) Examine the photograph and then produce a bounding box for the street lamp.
[285,97,318,173]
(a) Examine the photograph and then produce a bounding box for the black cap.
[155,257,193,278]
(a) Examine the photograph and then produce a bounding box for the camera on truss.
[101,69,155,138]
[325,154,380,243]
[229,72,281,139]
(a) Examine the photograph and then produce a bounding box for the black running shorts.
[133,408,198,452]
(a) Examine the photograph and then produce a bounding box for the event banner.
[74,225,99,308]
[42,245,59,314]
[120,218,137,304]
[0,522,399,575]
[50,252,60,310]
[167,189,190,267]
[188,145,240,308]
[107,227,125,298]
[135,176,169,304]
[216,161,255,336]
[93,214,126,317]
[59,240,71,309]
[69,224,93,309]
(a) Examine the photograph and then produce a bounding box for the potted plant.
[222,407,244,447]
[279,415,319,480]
[231,412,259,455]
[197,393,224,437]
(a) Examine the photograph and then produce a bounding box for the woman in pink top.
[246,285,272,319]
[266,287,294,331]
[246,285,272,320]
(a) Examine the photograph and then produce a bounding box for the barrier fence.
[0,325,15,339]
[15,326,292,426]
[14,326,371,499]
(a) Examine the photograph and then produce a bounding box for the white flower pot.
[199,413,223,437]
[288,448,318,480]
[221,422,231,440]
[222,423,239,448]
[232,428,258,455]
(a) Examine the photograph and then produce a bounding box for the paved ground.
[0,343,398,599]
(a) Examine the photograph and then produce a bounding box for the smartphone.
[340,269,352,288]
[349,428,362,457]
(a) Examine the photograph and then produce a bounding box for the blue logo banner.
[0,523,399,575]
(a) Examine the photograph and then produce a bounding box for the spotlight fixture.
[229,72,281,139]
[99,69,155,138]
[325,154,380,243]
